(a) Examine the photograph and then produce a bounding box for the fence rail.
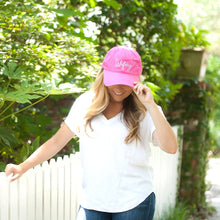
[0,126,182,220]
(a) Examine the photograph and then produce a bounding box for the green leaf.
[89,0,97,8]
[3,62,26,79]
[4,91,41,103]
[31,136,40,151]
[146,82,161,102]
[19,144,29,162]
[103,0,122,10]
[0,127,18,147]
[49,84,84,95]
[49,8,83,17]
[146,82,160,92]
[0,99,4,109]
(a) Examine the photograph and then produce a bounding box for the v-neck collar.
[101,112,122,121]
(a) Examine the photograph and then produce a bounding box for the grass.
[155,202,192,220]
[155,202,216,220]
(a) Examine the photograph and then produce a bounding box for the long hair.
[84,68,147,144]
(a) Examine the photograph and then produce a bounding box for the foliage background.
[0,0,100,170]
[175,0,220,155]
[172,0,220,216]
[174,0,220,56]
[1,0,219,217]
[0,0,184,171]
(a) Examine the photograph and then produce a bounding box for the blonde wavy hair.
[84,68,147,144]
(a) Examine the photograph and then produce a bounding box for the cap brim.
[103,70,139,87]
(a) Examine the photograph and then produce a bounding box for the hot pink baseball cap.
[102,46,142,87]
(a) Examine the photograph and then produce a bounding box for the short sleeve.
[64,91,94,136]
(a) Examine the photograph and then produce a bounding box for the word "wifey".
[115,59,132,72]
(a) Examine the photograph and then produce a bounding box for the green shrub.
[157,203,191,220]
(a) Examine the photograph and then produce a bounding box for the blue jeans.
[77,192,156,220]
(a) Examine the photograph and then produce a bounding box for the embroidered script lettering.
[115,59,132,72]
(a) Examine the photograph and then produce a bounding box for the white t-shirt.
[65,91,163,212]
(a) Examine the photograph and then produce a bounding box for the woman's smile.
[107,85,133,103]
[113,90,125,96]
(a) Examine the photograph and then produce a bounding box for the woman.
[5,46,178,220]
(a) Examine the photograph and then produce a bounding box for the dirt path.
[206,158,220,220]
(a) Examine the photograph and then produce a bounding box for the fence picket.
[35,164,43,220]
[70,153,81,220]
[0,173,9,220]
[42,161,51,220]
[50,158,58,220]
[18,173,27,220]
[26,168,35,220]
[9,178,18,220]
[64,155,71,220]
[57,157,64,220]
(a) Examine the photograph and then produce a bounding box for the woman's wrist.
[144,101,157,112]
[20,161,32,174]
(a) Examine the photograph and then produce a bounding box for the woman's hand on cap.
[133,82,155,108]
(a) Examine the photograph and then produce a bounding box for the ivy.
[166,79,213,217]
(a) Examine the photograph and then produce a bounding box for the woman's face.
[107,84,133,103]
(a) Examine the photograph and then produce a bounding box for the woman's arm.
[148,104,178,154]
[5,122,74,181]
[134,83,178,154]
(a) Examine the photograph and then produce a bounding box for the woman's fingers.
[5,164,22,182]
[5,164,13,175]
[134,83,149,96]
[133,82,155,107]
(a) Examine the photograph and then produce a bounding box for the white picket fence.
[0,126,182,220]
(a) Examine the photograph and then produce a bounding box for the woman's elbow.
[167,139,178,154]
[161,138,178,154]
[170,145,178,154]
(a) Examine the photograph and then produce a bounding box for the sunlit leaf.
[4,91,41,103]
[89,0,96,8]
[3,62,26,79]
[103,0,122,10]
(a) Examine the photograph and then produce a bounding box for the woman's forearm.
[5,123,74,182]
[20,138,62,172]
[20,122,74,173]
